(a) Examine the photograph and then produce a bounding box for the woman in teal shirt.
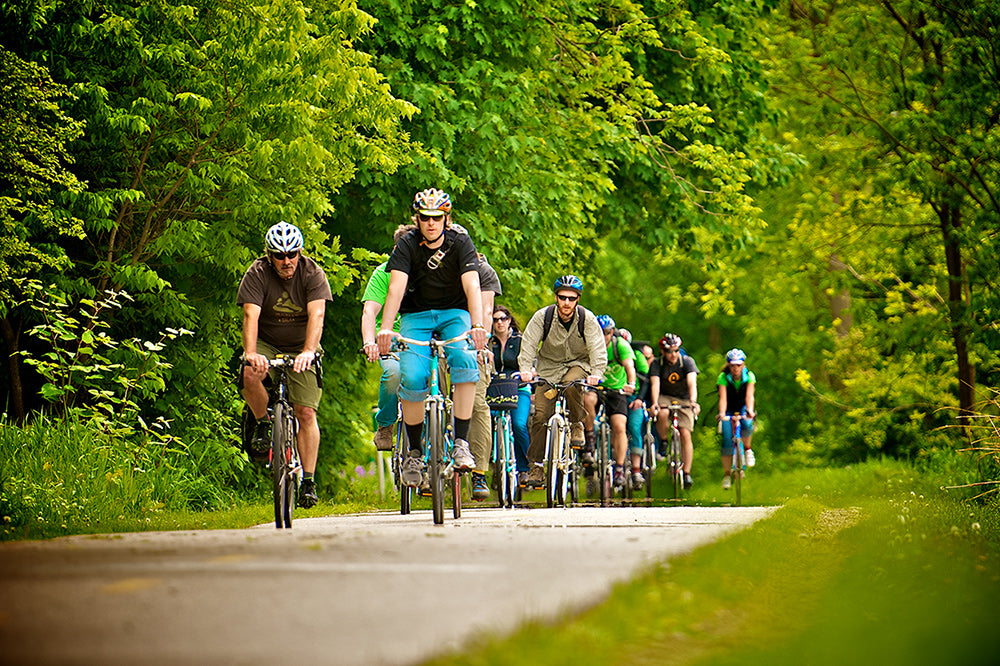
[717,348,756,490]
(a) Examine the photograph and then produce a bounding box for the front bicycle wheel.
[503,415,517,508]
[429,409,444,525]
[671,428,683,500]
[733,443,744,506]
[544,421,559,508]
[271,402,295,528]
[493,415,507,509]
[396,422,412,515]
[597,423,609,506]
[644,436,656,499]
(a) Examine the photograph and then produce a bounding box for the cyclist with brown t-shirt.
[237,221,333,508]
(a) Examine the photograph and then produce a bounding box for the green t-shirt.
[602,334,636,390]
[361,261,400,332]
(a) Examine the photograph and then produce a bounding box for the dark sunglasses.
[493,315,510,322]
[417,213,444,222]
[270,250,299,260]
[556,294,579,302]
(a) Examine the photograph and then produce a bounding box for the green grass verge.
[421,459,1000,666]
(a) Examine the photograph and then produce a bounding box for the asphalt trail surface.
[0,505,776,665]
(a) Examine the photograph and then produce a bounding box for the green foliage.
[0,46,85,287]
[0,411,234,541]
[14,278,191,418]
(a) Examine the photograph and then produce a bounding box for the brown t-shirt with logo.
[236,256,333,352]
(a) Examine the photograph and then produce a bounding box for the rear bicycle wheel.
[429,409,444,525]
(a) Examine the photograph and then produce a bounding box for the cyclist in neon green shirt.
[584,315,637,492]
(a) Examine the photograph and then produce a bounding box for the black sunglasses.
[556,294,579,302]
[270,250,299,260]
[417,213,444,222]
[493,315,510,322]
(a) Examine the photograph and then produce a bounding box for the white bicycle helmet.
[265,222,304,253]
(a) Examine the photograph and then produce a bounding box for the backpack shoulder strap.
[542,304,587,342]
[541,304,556,341]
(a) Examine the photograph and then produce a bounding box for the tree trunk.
[937,203,974,425]
[0,315,26,424]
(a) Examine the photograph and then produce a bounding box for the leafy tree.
[761,0,1000,422]
[0,45,85,423]
[1,0,418,488]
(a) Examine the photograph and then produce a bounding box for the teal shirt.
[602,335,636,390]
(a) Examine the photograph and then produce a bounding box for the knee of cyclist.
[294,405,317,422]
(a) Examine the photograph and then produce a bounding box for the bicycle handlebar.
[393,331,476,348]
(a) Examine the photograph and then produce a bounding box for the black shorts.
[600,389,629,417]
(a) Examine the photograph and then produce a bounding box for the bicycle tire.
[493,415,507,509]
[452,468,462,519]
[597,422,609,506]
[429,408,444,525]
[397,424,411,515]
[545,421,559,508]
[557,424,571,506]
[671,427,683,500]
[734,443,744,506]
[271,402,293,528]
[504,416,517,508]
[644,433,655,499]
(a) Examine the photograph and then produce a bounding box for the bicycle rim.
[644,441,655,498]
[429,409,444,525]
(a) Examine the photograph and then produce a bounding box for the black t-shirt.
[649,354,699,400]
[387,228,479,312]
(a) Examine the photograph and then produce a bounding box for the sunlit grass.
[422,459,1000,666]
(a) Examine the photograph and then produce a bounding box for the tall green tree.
[1,0,417,477]
[762,0,1000,421]
[0,46,85,423]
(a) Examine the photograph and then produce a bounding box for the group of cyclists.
[237,187,757,508]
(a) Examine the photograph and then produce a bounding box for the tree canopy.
[1,0,997,496]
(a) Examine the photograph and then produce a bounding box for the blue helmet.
[596,314,616,332]
[553,274,583,295]
[726,348,746,363]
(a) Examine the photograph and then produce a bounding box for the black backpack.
[541,304,587,343]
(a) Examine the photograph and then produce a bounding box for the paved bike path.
[0,505,776,665]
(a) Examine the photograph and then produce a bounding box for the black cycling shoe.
[298,479,319,508]
[248,419,271,462]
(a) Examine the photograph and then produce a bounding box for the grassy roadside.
[422,460,1000,666]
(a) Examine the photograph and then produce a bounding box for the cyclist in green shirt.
[584,315,637,491]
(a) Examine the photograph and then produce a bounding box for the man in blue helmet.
[517,275,607,489]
